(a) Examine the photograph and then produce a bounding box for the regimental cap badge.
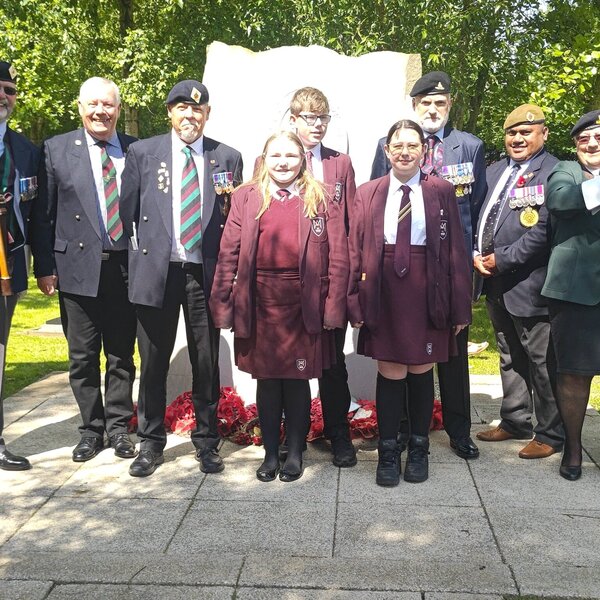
[435,81,444,90]
[596,115,600,125]
[526,111,535,122]
[8,65,17,80]
[191,87,202,104]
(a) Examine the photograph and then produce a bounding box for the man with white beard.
[119,80,243,477]
[369,71,487,461]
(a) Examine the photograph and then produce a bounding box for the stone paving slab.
[0,496,47,545]
[0,580,54,600]
[239,555,517,595]
[236,590,420,599]
[3,498,190,554]
[46,584,235,599]
[512,563,600,599]
[168,499,336,557]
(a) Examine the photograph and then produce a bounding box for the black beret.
[166,80,208,106]
[410,71,451,97]
[0,61,17,83]
[571,110,600,138]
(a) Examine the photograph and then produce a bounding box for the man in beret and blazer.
[474,104,564,458]
[0,61,39,471]
[120,80,243,477]
[32,77,138,464]
[370,71,486,461]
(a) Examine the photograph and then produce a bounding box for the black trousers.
[318,326,352,438]
[486,294,564,448]
[136,263,220,452]
[59,252,136,439]
[0,294,19,447]
[437,326,471,440]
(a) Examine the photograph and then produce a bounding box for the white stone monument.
[166,42,422,406]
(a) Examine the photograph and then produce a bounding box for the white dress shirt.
[384,171,426,245]
[306,143,324,182]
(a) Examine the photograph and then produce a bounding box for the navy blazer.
[5,127,39,293]
[473,149,559,317]
[369,125,487,255]
[209,185,349,337]
[31,128,136,297]
[120,134,243,309]
[347,173,472,333]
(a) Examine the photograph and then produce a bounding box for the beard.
[420,113,449,134]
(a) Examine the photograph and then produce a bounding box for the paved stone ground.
[1,372,599,599]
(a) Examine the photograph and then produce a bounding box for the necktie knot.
[183,145,193,158]
[400,184,412,198]
[277,189,290,201]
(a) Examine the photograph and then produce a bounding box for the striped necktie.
[97,141,123,242]
[394,185,412,277]
[305,150,314,175]
[180,146,202,252]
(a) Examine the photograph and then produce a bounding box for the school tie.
[394,185,412,277]
[480,164,520,255]
[305,150,313,175]
[97,141,123,242]
[180,146,202,252]
[276,188,290,201]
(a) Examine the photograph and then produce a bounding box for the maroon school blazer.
[347,173,472,333]
[210,184,349,337]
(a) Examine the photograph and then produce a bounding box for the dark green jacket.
[542,160,600,305]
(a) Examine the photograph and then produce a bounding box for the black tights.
[256,378,310,471]
[556,373,592,467]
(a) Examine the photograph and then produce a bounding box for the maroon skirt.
[235,269,334,379]
[358,245,455,364]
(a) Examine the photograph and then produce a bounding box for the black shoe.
[278,437,307,461]
[256,458,280,482]
[195,448,224,473]
[72,437,104,462]
[279,459,303,482]
[559,464,582,481]
[450,436,480,460]
[331,431,357,468]
[404,435,429,483]
[110,433,138,459]
[0,448,31,471]
[376,439,400,487]
[129,449,164,477]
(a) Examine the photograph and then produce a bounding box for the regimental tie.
[422,135,443,175]
[97,141,123,242]
[394,185,412,277]
[180,146,202,252]
[480,164,520,256]
[305,150,314,175]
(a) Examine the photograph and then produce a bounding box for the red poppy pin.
[516,172,534,188]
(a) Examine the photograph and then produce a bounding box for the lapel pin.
[75,139,82,146]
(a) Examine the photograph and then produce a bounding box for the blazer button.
[79,242,84,248]
[143,216,148,222]
[75,214,81,221]
[142,249,148,255]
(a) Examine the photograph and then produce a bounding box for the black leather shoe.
[376,439,400,487]
[195,448,225,473]
[129,449,164,477]
[110,433,137,459]
[0,448,31,471]
[72,437,104,462]
[331,431,357,468]
[559,464,582,481]
[279,460,303,482]
[450,436,480,460]
[404,435,430,483]
[256,459,280,482]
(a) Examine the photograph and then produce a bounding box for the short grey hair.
[78,77,121,105]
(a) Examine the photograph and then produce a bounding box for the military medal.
[440,162,475,196]
[520,206,539,227]
[212,171,234,195]
[157,164,170,194]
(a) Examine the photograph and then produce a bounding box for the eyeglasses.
[298,113,331,126]
[576,133,600,147]
[387,143,423,154]
[0,85,16,96]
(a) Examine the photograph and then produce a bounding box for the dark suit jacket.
[369,125,486,254]
[5,127,40,293]
[347,173,472,332]
[473,149,559,317]
[209,185,348,337]
[542,161,600,306]
[31,128,136,297]
[120,134,243,309]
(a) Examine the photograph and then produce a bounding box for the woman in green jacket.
[542,109,600,481]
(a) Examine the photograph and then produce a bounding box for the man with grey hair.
[31,77,138,463]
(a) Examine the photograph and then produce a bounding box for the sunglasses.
[0,85,16,96]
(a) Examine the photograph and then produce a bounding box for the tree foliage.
[1,0,597,157]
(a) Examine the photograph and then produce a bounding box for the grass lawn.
[4,276,600,411]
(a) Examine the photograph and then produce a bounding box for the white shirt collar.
[269,180,299,197]
[0,121,7,139]
[306,143,322,160]
[390,169,421,191]
[171,130,204,155]
[84,129,120,149]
